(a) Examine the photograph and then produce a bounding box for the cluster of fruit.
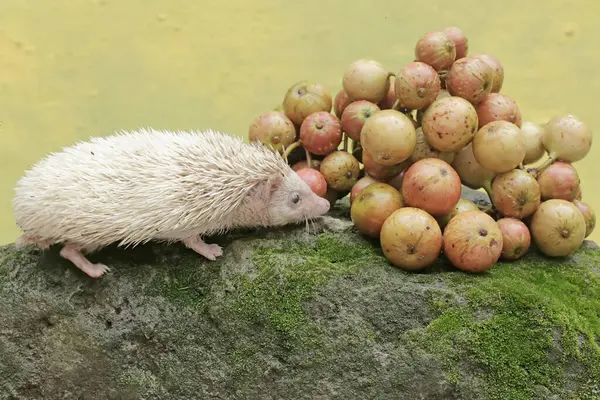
[248,26,595,273]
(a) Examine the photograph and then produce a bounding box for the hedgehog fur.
[12,127,331,277]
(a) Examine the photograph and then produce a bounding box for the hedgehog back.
[12,128,292,249]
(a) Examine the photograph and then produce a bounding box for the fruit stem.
[305,147,313,168]
[518,162,524,170]
[282,140,302,161]
[482,180,493,199]
[342,134,349,152]
[531,154,556,177]
[391,99,400,111]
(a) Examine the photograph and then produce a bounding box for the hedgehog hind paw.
[182,237,223,261]
[59,244,110,279]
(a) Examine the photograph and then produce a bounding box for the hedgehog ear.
[262,173,283,200]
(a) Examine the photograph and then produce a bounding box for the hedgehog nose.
[319,197,330,214]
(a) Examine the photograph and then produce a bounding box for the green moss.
[410,254,600,399]
[230,232,381,344]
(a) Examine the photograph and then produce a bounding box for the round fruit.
[472,121,525,173]
[333,89,352,118]
[296,168,327,197]
[362,151,408,181]
[573,200,596,238]
[421,96,479,152]
[471,53,504,93]
[394,61,441,110]
[350,182,404,238]
[530,199,586,257]
[490,169,541,219]
[445,56,494,105]
[520,121,546,165]
[543,113,593,164]
[401,158,462,216]
[292,159,321,172]
[340,100,380,141]
[475,93,522,129]
[414,31,456,72]
[497,218,531,260]
[299,111,342,155]
[319,151,361,192]
[537,161,581,201]
[442,26,469,59]
[380,207,443,271]
[350,175,378,204]
[282,81,332,125]
[248,111,297,153]
[360,109,417,166]
[451,142,496,193]
[436,198,480,231]
[410,127,456,164]
[443,210,503,272]
[343,59,391,103]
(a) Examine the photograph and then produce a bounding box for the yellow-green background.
[0,0,597,245]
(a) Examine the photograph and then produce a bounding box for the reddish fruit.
[573,200,596,238]
[292,159,321,172]
[445,56,494,105]
[360,109,417,166]
[401,158,462,216]
[472,121,525,173]
[436,198,480,231]
[530,199,586,257]
[543,114,593,163]
[451,142,496,192]
[377,76,397,110]
[380,207,443,271]
[471,53,504,93]
[343,59,391,103]
[282,81,332,125]
[350,182,404,238]
[421,96,479,152]
[521,121,546,165]
[475,93,522,129]
[319,151,361,192]
[491,169,541,219]
[394,62,441,110]
[299,111,342,155]
[248,111,297,153]
[340,100,380,141]
[362,151,408,181]
[443,210,503,272]
[414,31,457,72]
[497,218,531,260]
[350,175,379,204]
[442,26,469,59]
[416,89,451,125]
[537,161,581,201]
[296,168,327,197]
[333,89,352,118]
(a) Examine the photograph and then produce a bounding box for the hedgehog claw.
[183,237,223,260]
[59,244,110,279]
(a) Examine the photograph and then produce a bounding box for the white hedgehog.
[12,127,331,278]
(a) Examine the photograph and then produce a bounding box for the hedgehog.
[12,127,331,278]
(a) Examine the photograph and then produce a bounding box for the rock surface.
[1,190,599,400]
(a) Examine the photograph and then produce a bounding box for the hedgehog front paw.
[183,237,223,261]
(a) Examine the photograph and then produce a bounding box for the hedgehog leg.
[59,243,110,278]
[182,236,223,261]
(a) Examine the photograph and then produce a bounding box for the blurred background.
[0,0,597,245]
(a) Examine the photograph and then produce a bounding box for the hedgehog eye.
[291,193,300,204]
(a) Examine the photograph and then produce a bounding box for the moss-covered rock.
[1,190,599,399]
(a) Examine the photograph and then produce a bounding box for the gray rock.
[1,194,599,400]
